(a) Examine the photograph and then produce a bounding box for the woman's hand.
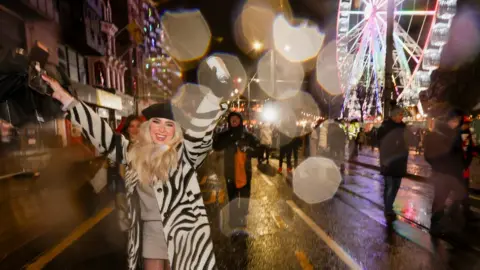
[41,74,74,107]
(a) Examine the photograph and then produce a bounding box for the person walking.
[357,128,367,152]
[278,131,294,173]
[460,116,479,222]
[213,112,260,232]
[258,123,273,164]
[309,122,320,157]
[377,106,409,222]
[424,109,466,236]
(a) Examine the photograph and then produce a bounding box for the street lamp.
[252,41,263,51]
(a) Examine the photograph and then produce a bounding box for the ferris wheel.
[336,0,457,119]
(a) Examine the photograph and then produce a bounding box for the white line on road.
[472,207,480,214]
[286,200,363,270]
[260,173,274,186]
[469,194,480,201]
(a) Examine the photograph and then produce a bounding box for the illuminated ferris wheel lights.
[437,0,457,20]
[422,49,442,70]
[431,23,450,47]
[414,70,432,89]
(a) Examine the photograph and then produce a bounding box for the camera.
[27,41,51,95]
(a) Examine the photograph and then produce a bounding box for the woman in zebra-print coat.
[42,75,227,270]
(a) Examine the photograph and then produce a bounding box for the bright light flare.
[262,104,276,122]
[253,41,263,51]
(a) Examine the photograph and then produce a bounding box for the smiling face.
[229,115,241,128]
[149,118,176,144]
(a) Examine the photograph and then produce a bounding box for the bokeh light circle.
[273,14,325,63]
[257,50,304,100]
[285,91,321,136]
[171,83,212,131]
[161,10,211,62]
[293,157,342,204]
[197,53,247,101]
[316,41,343,95]
[272,100,299,141]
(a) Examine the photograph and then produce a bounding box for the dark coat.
[424,123,464,180]
[212,112,260,184]
[377,119,409,177]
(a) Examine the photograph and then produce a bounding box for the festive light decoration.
[142,1,181,101]
[336,0,457,115]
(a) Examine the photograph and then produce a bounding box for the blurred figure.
[118,115,141,142]
[369,127,378,151]
[309,122,320,156]
[278,131,294,173]
[111,115,142,231]
[258,123,273,164]
[213,112,260,232]
[357,128,366,152]
[460,116,479,221]
[425,109,466,236]
[328,119,347,159]
[377,106,409,222]
[348,119,360,159]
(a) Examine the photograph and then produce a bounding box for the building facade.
[138,1,182,113]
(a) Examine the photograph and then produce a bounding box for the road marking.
[295,250,314,270]
[270,212,288,229]
[25,205,114,269]
[469,194,480,201]
[286,200,363,270]
[0,172,28,180]
[260,174,274,186]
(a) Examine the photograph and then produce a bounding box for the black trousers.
[258,145,271,163]
[431,172,466,216]
[279,145,292,169]
[292,144,299,167]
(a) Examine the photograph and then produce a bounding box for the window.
[59,46,87,84]
[78,56,87,84]
[57,45,68,75]
[67,49,79,82]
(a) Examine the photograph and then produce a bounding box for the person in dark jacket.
[213,111,260,231]
[424,109,466,236]
[278,130,294,173]
[377,106,409,222]
[459,117,480,221]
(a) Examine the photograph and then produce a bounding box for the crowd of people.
[32,69,480,268]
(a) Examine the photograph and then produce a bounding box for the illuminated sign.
[96,89,122,110]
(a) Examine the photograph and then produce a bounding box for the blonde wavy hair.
[128,119,183,185]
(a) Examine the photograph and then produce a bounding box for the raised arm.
[42,75,128,163]
[183,91,227,169]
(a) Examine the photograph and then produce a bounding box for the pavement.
[2,150,480,269]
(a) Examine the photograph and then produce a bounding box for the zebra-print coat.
[66,92,226,270]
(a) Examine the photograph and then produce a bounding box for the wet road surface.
[1,152,480,269]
